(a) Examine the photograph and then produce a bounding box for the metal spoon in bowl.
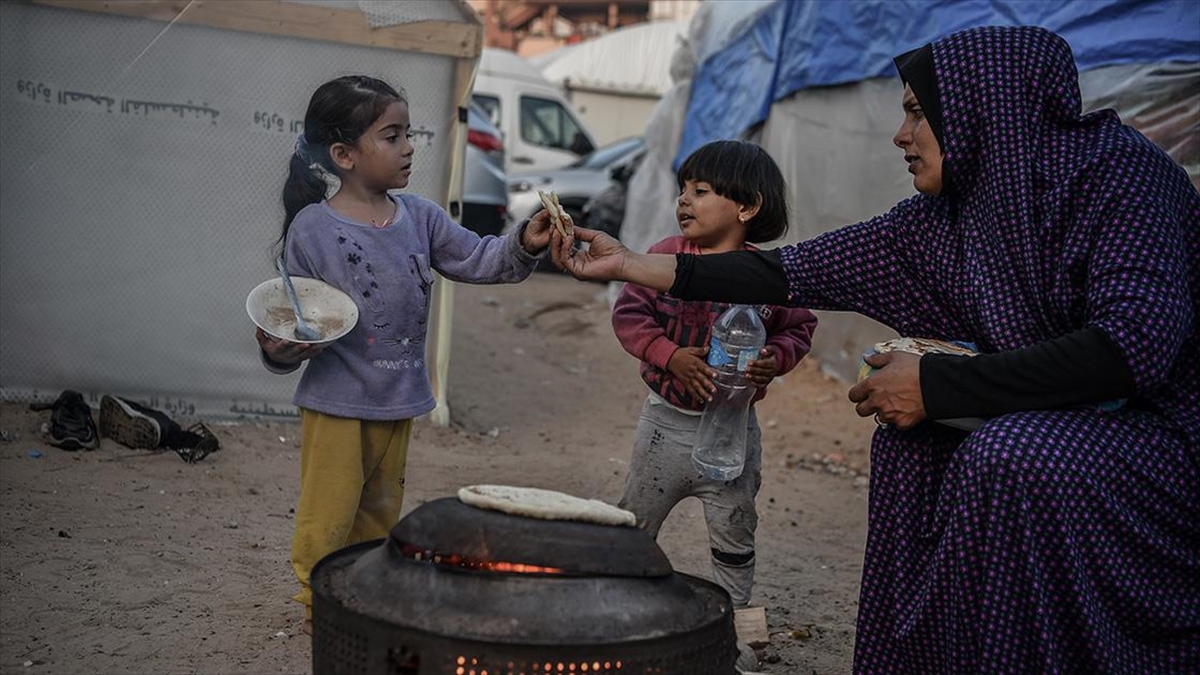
[276,257,322,341]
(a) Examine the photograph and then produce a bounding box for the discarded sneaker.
[30,390,99,450]
[99,395,162,450]
[98,395,220,463]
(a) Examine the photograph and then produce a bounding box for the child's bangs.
[676,142,753,205]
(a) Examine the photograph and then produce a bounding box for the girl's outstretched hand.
[520,209,555,254]
[256,327,326,365]
[550,226,629,281]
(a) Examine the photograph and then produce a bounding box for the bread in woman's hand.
[858,337,978,381]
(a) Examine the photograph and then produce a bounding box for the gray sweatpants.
[618,396,763,607]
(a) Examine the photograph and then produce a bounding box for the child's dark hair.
[677,140,789,243]
[278,75,406,250]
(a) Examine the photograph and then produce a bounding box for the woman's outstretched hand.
[550,226,630,281]
[848,351,926,429]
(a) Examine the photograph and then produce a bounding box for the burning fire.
[400,543,564,574]
[455,656,624,675]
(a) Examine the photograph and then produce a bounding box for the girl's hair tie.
[294,133,312,162]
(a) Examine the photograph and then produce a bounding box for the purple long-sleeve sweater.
[271,193,540,420]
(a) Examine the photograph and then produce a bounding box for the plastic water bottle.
[692,305,766,481]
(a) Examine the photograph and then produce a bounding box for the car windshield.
[568,137,643,169]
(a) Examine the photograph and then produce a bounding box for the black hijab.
[894,44,951,194]
[893,44,945,149]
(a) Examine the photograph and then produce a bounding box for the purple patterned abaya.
[779,27,1199,673]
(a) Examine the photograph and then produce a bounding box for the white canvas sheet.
[0,2,469,419]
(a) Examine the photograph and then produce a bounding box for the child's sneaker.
[30,390,99,450]
[99,395,162,450]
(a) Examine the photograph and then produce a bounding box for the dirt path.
[0,273,875,674]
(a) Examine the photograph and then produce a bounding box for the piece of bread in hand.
[537,189,574,237]
[857,337,978,382]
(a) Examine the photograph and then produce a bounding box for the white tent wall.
[621,3,1199,383]
[0,0,482,422]
[755,78,914,381]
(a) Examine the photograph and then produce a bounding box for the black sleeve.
[669,250,790,304]
[920,326,1137,419]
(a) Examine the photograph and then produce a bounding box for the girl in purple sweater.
[612,140,817,608]
[255,76,553,634]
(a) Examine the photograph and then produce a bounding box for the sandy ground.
[0,272,876,675]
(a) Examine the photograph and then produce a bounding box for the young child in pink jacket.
[612,140,817,608]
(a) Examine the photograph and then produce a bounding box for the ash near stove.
[311,492,737,674]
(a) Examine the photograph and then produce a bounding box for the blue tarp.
[678,0,1200,168]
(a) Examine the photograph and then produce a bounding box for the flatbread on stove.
[458,484,636,527]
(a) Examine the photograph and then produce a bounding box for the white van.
[472,48,597,173]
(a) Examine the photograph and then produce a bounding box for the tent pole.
[427,20,483,428]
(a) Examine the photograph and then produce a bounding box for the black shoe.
[166,423,220,464]
[99,395,162,450]
[30,390,99,451]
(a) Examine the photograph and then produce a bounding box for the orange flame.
[455,657,625,674]
[400,543,564,574]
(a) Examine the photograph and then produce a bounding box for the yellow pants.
[291,409,412,617]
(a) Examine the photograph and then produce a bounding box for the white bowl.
[245,277,359,345]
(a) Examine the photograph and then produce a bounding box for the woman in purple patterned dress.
[549,26,1199,674]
